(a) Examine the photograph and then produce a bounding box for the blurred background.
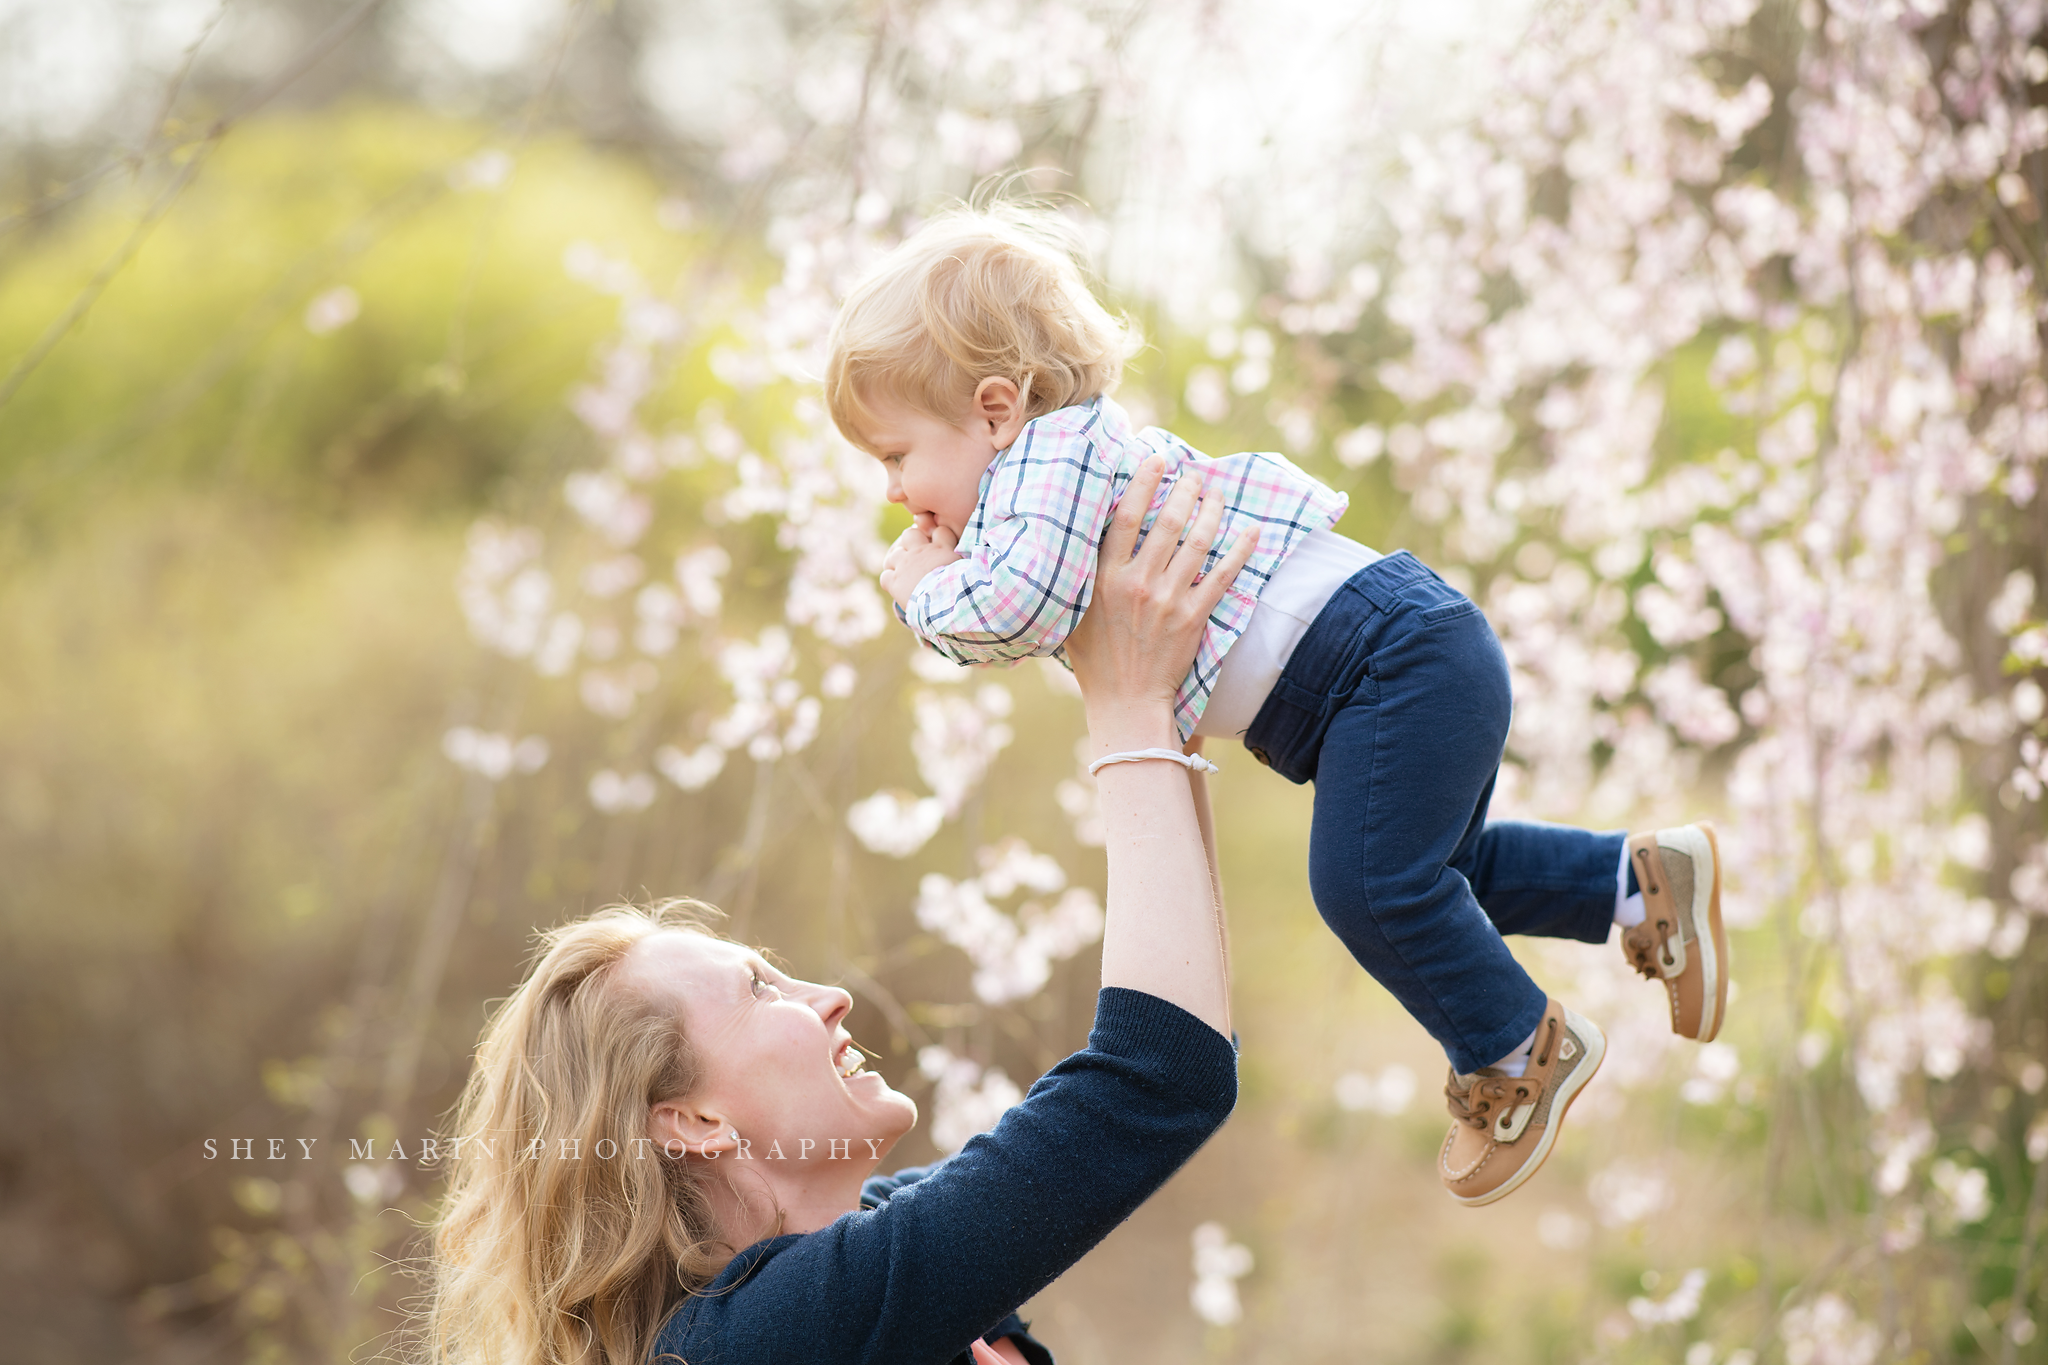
[2,0,2045,1361]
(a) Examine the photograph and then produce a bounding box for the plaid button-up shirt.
[903,395,1348,739]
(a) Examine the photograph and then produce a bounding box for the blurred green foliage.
[0,102,698,1356]
[0,105,692,525]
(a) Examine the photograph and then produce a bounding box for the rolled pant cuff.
[1452,986,1554,1078]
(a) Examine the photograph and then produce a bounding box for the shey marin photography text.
[203,1136,899,1163]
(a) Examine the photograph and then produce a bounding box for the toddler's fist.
[880,519,963,610]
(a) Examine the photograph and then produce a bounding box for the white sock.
[1614,841,1645,928]
[1488,1024,1539,1078]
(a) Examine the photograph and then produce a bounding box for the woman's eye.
[750,972,780,997]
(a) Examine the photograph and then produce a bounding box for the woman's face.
[625,930,918,1159]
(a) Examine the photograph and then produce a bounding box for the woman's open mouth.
[834,1040,867,1079]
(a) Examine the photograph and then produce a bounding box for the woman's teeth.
[838,1047,865,1078]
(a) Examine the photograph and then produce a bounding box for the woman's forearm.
[1090,710,1232,1038]
[1186,755,1230,1002]
[1065,460,1251,1042]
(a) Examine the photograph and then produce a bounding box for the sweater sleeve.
[657,988,1237,1365]
[903,411,1125,666]
[859,1166,1054,1365]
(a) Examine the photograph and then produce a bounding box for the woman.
[421,458,1258,1365]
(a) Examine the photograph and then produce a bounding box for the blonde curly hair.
[419,900,754,1365]
[825,205,1137,450]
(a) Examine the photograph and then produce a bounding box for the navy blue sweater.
[649,987,1239,1365]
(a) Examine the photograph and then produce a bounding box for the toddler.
[825,210,1730,1205]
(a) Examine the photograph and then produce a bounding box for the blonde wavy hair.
[825,205,1137,451]
[419,900,754,1365]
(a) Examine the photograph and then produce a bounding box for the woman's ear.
[972,377,1027,449]
[649,1100,737,1156]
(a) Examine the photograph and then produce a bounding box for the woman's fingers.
[1104,456,1164,564]
[1072,457,1258,711]
[1170,481,1227,579]
[1135,471,1204,573]
[1190,523,1260,619]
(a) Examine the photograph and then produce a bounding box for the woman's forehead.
[622,930,752,997]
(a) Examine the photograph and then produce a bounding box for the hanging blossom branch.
[914,837,1104,1006]
[452,234,876,812]
[1264,0,2045,1345]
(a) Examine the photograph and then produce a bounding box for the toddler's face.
[860,395,1004,539]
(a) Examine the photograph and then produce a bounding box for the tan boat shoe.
[1438,999,1605,1207]
[1621,823,1730,1043]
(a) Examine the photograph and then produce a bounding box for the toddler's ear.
[972,376,1026,445]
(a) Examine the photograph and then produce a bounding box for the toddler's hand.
[880,516,964,610]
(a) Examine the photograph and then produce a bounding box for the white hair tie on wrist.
[1087,747,1220,777]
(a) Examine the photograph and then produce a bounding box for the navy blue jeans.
[1241,551,1625,1075]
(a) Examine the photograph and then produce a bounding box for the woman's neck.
[702,1155,881,1245]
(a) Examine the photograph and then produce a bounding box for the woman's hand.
[1065,457,1258,749]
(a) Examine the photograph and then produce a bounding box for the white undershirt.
[1193,528,1383,740]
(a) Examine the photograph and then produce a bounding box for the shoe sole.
[1664,822,1729,1043]
[1448,1009,1607,1208]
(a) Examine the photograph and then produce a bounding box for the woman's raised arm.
[1064,457,1257,1040]
[653,459,1252,1362]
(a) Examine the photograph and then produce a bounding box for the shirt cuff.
[988,1314,1054,1365]
[1088,987,1240,1115]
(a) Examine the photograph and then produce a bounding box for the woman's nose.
[812,984,853,1030]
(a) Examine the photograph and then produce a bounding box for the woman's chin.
[874,1089,919,1138]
